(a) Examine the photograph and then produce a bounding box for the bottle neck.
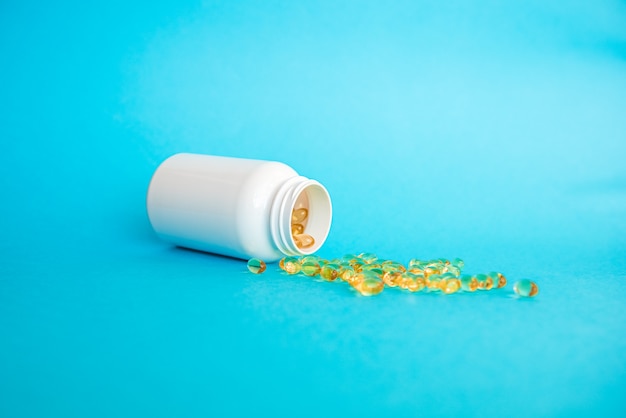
[270,176,332,256]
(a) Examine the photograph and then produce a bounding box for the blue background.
[2,1,626,416]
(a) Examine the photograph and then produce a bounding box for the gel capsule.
[291,223,305,235]
[460,275,478,292]
[514,279,539,297]
[279,256,301,274]
[247,258,266,274]
[294,234,315,249]
[301,260,321,276]
[356,274,384,296]
[320,264,339,281]
[490,272,507,288]
[442,278,461,294]
[476,273,494,290]
[292,208,308,223]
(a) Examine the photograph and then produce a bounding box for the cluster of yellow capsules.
[272,253,518,296]
[291,207,315,250]
[247,253,539,297]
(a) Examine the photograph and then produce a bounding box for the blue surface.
[2,1,626,417]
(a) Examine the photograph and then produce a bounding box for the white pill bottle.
[146,153,332,262]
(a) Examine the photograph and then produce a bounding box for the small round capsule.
[292,208,308,223]
[279,256,301,274]
[339,266,357,284]
[442,278,461,294]
[247,258,266,274]
[320,263,339,281]
[301,260,321,276]
[356,273,384,296]
[514,279,539,297]
[291,223,305,235]
[476,273,494,290]
[294,233,315,249]
[460,275,479,292]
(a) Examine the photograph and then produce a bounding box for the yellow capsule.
[294,233,315,249]
[356,274,384,296]
[442,278,461,294]
[292,208,308,223]
[476,273,494,290]
[405,273,426,292]
[358,252,378,264]
[513,279,539,297]
[408,258,427,269]
[247,258,266,274]
[381,261,406,273]
[320,264,339,281]
[382,271,400,288]
[291,223,305,235]
[301,260,321,276]
[491,272,507,288]
[279,256,301,274]
[426,274,442,291]
[339,266,357,284]
[460,275,479,292]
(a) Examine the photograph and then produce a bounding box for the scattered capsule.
[445,265,461,277]
[279,256,301,274]
[405,273,426,292]
[320,263,339,281]
[514,279,539,297]
[301,260,321,276]
[442,278,461,294]
[426,274,443,291]
[476,273,494,290]
[382,271,400,288]
[292,208,308,223]
[247,258,266,274]
[358,252,378,264]
[452,258,465,269]
[294,234,315,249]
[460,275,479,292]
[291,223,305,235]
[356,273,384,296]
[491,272,507,288]
[339,266,357,284]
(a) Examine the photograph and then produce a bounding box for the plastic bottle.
[146,153,332,262]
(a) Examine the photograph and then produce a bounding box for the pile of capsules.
[291,208,314,250]
[246,253,539,298]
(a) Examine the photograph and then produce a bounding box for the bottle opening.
[271,177,332,256]
[289,184,332,254]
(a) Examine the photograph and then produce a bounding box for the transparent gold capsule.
[356,273,384,296]
[320,263,339,281]
[382,271,400,288]
[292,208,308,223]
[405,273,426,292]
[426,274,443,291]
[408,258,426,269]
[291,223,305,235]
[460,275,479,292]
[452,258,465,269]
[514,279,539,297]
[476,273,494,290]
[358,252,378,264]
[247,258,266,274]
[381,261,406,273]
[339,266,357,284]
[490,272,507,288]
[301,260,321,276]
[279,256,301,274]
[442,278,461,294]
[294,233,315,249]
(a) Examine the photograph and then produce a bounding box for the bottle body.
[146,153,332,261]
